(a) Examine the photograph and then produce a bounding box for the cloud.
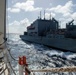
[46,1,76,28]
[49,3,52,6]
[72,12,76,19]
[47,1,73,17]
[8,0,42,13]
[8,8,20,13]
[71,12,76,24]
[59,17,73,28]
[7,15,11,19]
[11,0,18,4]
[58,11,76,28]
[7,18,30,34]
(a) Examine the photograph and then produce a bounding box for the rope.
[24,65,76,74]
[0,36,7,46]
[0,62,8,75]
[31,66,76,72]
[0,40,7,46]
[7,49,16,75]
[8,61,17,75]
[9,65,76,74]
[4,49,16,75]
[1,46,17,75]
[6,51,17,75]
[0,50,4,54]
[21,66,76,74]
[0,66,7,75]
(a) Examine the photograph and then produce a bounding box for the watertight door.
[0,0,6,44]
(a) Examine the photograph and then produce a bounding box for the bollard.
[19,57,24,75]
[19,56,29,75]
[23,56,27,65]
[19,57,23,65]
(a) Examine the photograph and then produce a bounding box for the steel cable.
[8,61,17,75]
[7,48,18,61]
[6,52,17,75]
[0,62,8,75]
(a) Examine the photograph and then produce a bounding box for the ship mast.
[44,10,45,20]
[40,11,41,19]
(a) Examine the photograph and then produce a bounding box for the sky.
[7,0,76,34]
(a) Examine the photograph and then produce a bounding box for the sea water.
[7,33,76,75]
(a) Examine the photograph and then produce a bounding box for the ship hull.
[20,35,76,52]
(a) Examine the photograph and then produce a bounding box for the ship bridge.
[27,18,59,36]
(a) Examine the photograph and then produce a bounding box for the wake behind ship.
[20,14,76,52]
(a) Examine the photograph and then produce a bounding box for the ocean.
[7,33,76,75]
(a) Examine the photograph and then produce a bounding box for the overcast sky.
[7,0,76,34]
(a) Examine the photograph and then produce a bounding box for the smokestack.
[44,10,45,20]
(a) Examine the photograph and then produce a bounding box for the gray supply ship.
[20,14,76,52]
